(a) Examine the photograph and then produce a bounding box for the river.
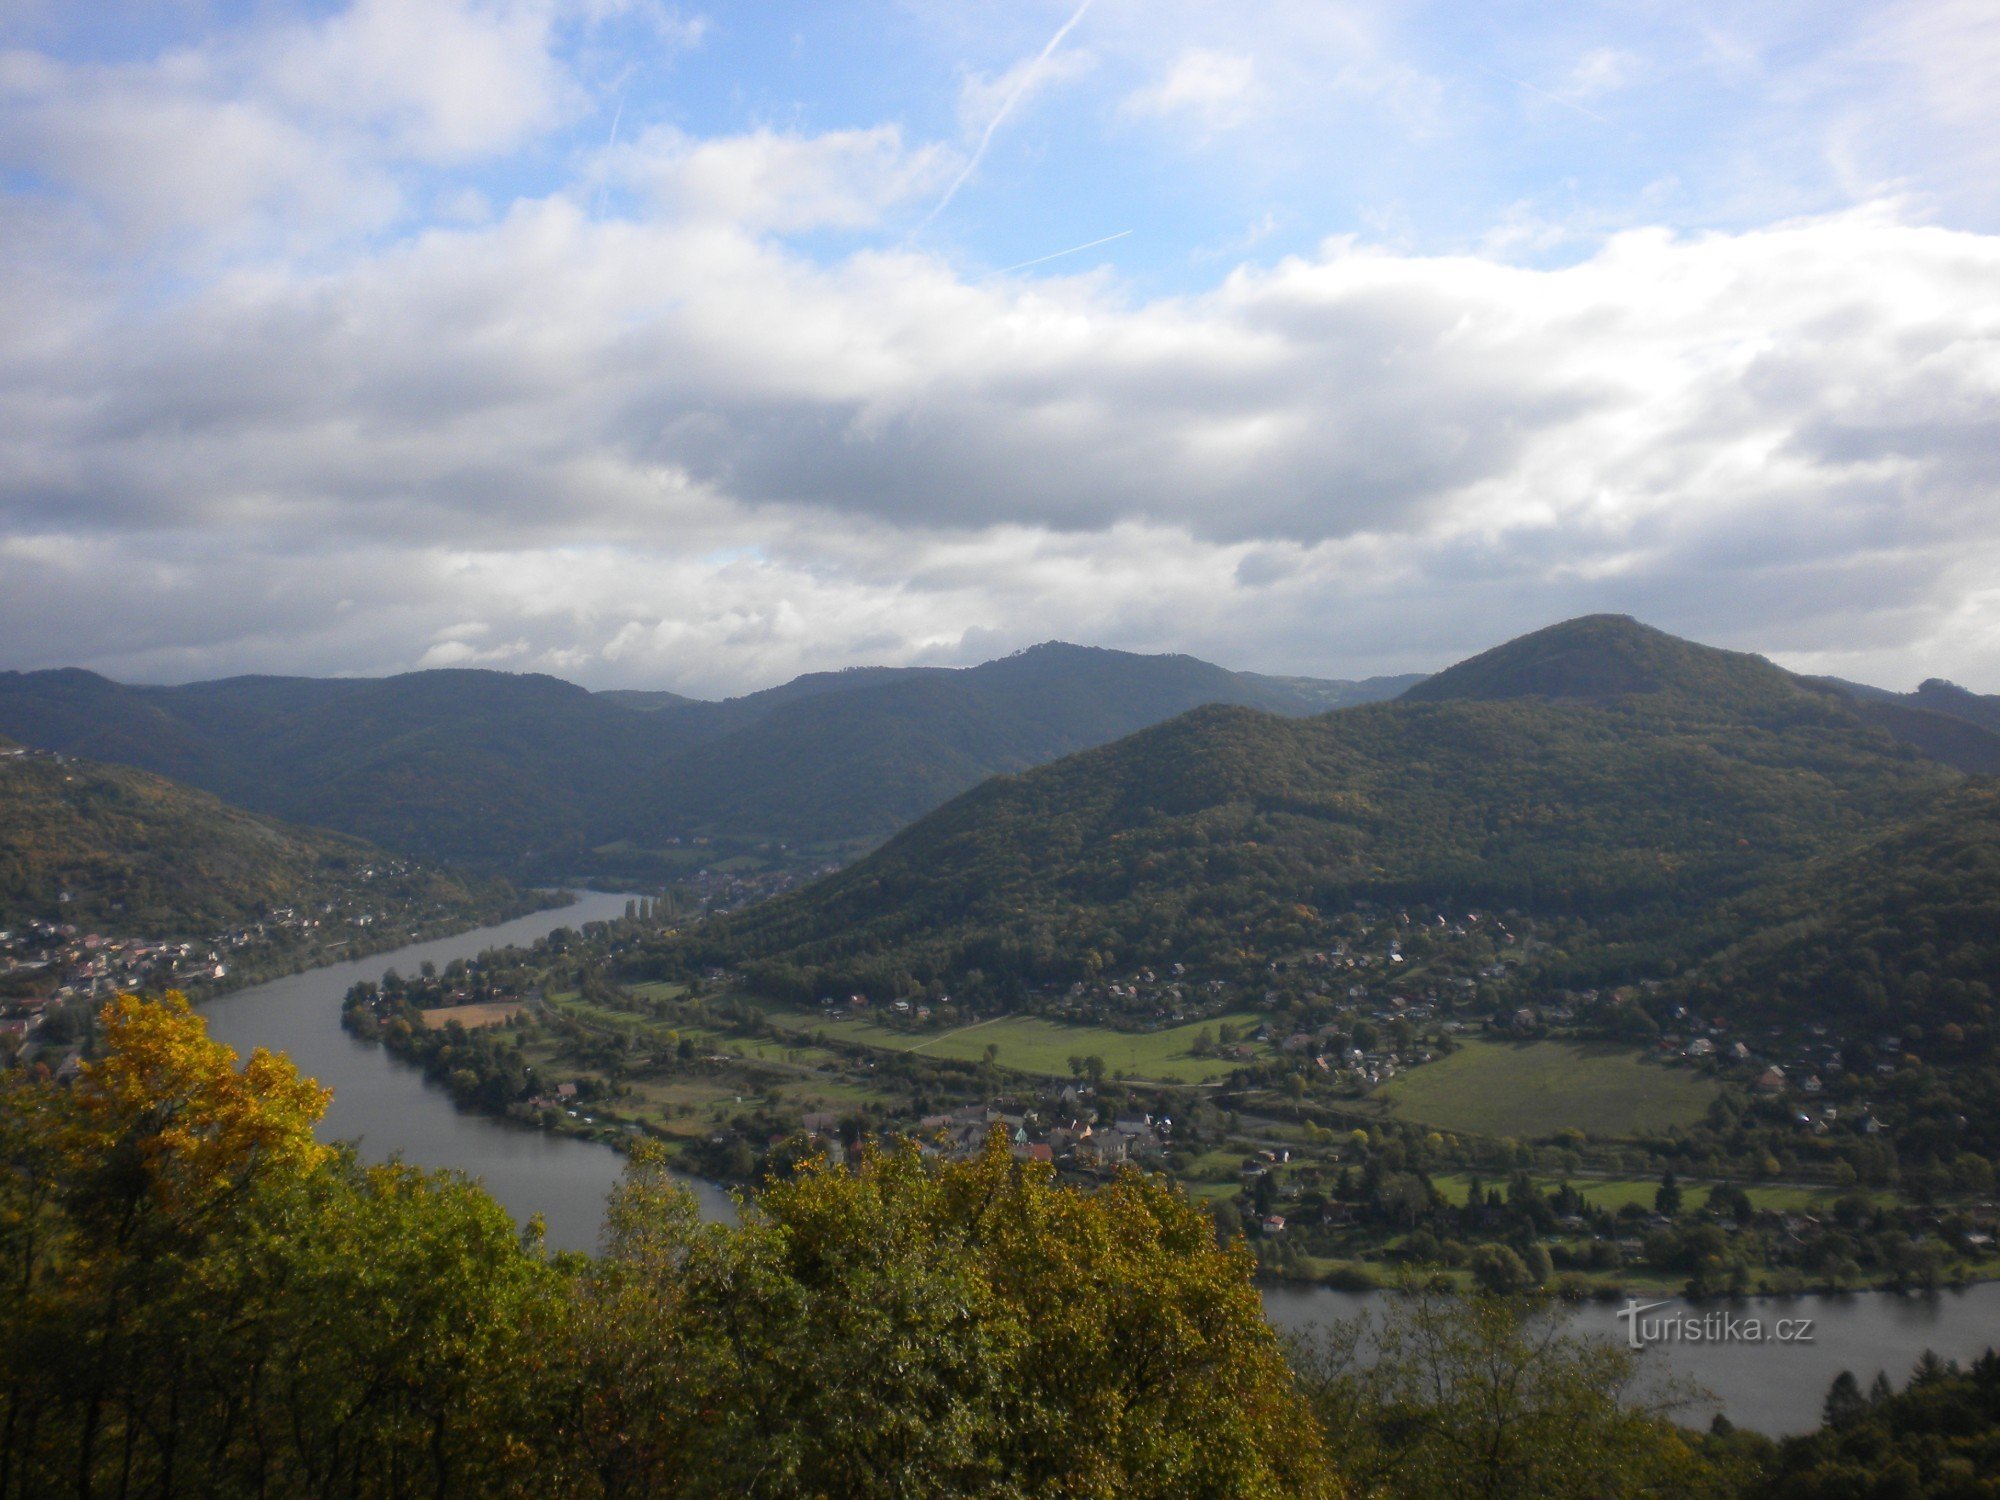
[199,891,735,1252]
[198,895,1999,1435]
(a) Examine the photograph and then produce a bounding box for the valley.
[285,616,2000,1306]
[7,613,2000,1488]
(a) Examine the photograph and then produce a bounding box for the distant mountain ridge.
[1405,615,2000,775]
[692,615,1983,1010]
[1803,673,2000,775]
[0,644,1411,876]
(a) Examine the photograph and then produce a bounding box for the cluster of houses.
[1046,963,1222,1026]
[674,862,840,917]
[1,920,232,1032]
[0,875,446,1044]
[1662,1013,1906,1137]
[792,1089,1174,1175]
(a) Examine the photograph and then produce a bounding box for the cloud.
[3,139,1997,689]
[616,124,950,231]
[1568,46,1639,100]
[1121,48,1260,133]
[2,1,1998,696]
[0,47,402,244]
[258,0,579,162]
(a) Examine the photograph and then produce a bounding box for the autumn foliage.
[0,995,1334,1498]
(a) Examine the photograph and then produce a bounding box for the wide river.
[199,895,2000,1435]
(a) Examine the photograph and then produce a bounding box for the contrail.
[592,96,626,218]
[915,0,1095,234]
[1478,64,1610,125]
[982,229,1131,278]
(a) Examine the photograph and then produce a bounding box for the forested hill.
[1677,779,2000,1037]
[1403,615,2000,775]
[692,616,1971,1001]
[1803,674,2000,775]
[0,737,519,937]
[0,645,1411,873]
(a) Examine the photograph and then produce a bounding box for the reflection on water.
[198,892,735,1252]
[1262,1280,2000,1435]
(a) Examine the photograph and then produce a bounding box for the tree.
[570,1132,1338,1498]
[2,998,1352,1496]
[1292,1288,1708,1499]
[1823,1370,1867,1426]
[1655,1169,1683,1217]
[0,994,562,1498]
[1468,1245,1533,1294]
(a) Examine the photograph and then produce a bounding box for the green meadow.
[1376,1038,1719,1139]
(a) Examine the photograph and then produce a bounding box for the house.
[1261,1214,1287,1235]
[1753,1067,1787,1095]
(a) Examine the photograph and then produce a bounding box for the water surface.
[199,892,734,1251]
[1263,1280,2000,1434]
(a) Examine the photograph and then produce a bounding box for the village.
[0,869,529,1069]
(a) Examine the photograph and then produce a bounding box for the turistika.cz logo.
[1615,1299,1816,1350]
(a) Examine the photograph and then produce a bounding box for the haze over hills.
[0,644,1414,877]
[692,616,1990,1020]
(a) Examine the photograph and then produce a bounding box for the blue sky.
[1,0,1996,692]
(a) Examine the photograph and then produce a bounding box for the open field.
[1375,1038,1719,1139]
[761,1007,1269,1083]
[421,1002,522,1029]
[626,980,690,1003]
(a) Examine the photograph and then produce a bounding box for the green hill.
[0,737,521,939]
[0,646,1409,875]
[1680,779,2000,1035]
[1407,615,2000,775]
[692,617,1964,1001]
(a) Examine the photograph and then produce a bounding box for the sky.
[0,0,1996,696]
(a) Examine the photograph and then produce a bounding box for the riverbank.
[177,884,565,1003]
[197,890,735,1252]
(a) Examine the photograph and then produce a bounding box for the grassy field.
[1376,1038,1719,1139]
[762,1007,1268,1084]
[626,980,690,1003]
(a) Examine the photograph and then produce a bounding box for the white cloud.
[1568,46,1639,99]
[2,129,1996,690]
[1121,48,1259,133]
[956,40,1098,138]
[259,0,578,162]
[0,47,401,243]
[616,124,950,231]
[2,2,1998,695]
